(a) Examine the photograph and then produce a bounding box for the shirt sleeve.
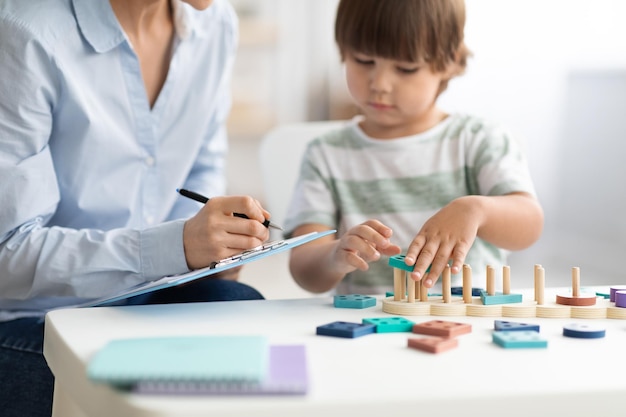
[283,139,339,238]
[464,119,538,198]
[0,16,188,301]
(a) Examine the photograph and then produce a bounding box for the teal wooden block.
[333,294,376,309]
[492,330,547,349]
[362,317,414,333]
[480,290,522,305]
[388,254,415,272]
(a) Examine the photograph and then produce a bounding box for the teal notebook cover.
[87,335,269,389]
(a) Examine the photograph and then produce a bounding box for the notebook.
[87,335,269,390]
[87,335,308,395]
[78,229,336,308]
[134,345,309,395]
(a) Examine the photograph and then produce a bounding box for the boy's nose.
[369,68,392,94]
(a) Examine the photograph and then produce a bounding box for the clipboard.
[79,230,335,308]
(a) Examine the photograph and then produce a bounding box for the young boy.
[284,0,544,295]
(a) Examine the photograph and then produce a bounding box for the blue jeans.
[0,279,263,417]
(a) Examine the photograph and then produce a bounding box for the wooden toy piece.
[555,267,596,307]
[536,266,545,305]
[388,254,415,271]
[393,268,404,302]
[492,330,547,349]
[333,294,376,309]
[570,304,607,319]
[615,291,626,308]
[562,323,606,339]
[534,264,542,301]
[494,320,540,332]
[572,267,580,297]
[462,264,472,304]
[408,336,458,354]
[501,302,537,318]
[412,320,472,338]
[316,321,376,338]
[419,279,428,302]
[480,266,522,306]
[415,276,421,300]
[503,266,511,294]
[381,299,431,316]
[442,265,451,303]
[607,297,626,318]
[595,290,610,299]
[480,291,522,306]
[429,300,467,317]
[390,254,414,302]
[407,276,415,303]
[362,317,414,333]
[486,265,496,296]
[465,298,503,317]
[610,286,626,302]
[451,286,482,297]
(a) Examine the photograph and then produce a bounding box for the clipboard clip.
[210,239,289,269]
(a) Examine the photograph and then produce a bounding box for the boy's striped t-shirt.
[284,114,537,294]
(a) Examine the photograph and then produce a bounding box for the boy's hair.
[335,0,470,92]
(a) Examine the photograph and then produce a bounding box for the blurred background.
[225,0,626,297]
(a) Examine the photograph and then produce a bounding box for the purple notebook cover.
[134,345,308,395]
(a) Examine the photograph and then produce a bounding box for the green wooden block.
[362,317,414,333]
[480,290,523,305]
[333,294,376,309]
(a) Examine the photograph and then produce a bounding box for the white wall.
[435,0,626,284]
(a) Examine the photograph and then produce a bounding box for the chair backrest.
[259,120,349,229]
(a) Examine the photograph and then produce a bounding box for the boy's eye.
[397,66,419,74]
[353,56,374,65]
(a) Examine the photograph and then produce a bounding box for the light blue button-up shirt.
[0,0,237,319]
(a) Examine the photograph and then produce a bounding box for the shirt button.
[146,215,155,225]
[145,156,155,166]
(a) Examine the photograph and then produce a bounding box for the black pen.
[176,188,283,231]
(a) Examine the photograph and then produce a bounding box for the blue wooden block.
[492,330,547,349]
[316,321,376,338]
[333,294,376,309]
[480,290,523,305]
[451,287,483,297]
[362,317,414,333]
[494,320,540,332]
[563,323,606,339]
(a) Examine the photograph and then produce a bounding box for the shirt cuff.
[140,220,189,280]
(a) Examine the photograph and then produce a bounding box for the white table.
[44,290,626,417]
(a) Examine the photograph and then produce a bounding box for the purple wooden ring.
[615,290,626,308]
[611,286,626,302]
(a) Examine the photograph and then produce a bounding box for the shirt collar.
[72,0,205,53]
[72,0,126,53]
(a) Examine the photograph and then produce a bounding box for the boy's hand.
[404,196,483,288]
[330,219,402,274]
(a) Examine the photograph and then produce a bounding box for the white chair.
[259,120,349,228]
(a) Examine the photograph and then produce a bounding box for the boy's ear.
[442,60,463,79]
